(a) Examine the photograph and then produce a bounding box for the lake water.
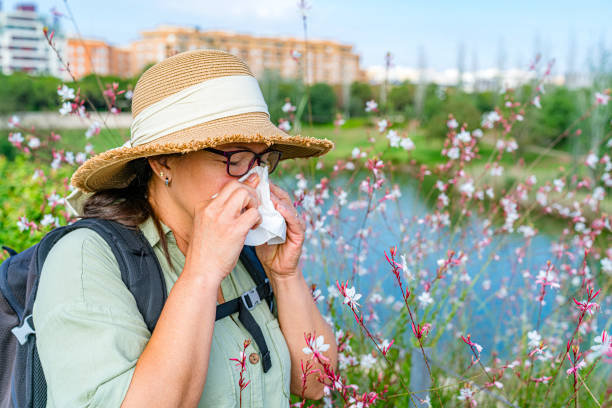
[278,170,610,361]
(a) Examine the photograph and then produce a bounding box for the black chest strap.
[215,279,274,372]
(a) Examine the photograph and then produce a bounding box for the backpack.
[0,217,274,408]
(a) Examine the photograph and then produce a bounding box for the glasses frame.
[204,147,283,177]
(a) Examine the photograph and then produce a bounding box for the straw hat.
[70,48,334,193]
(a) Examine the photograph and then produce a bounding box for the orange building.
[128,25,365,85]
[66,26,364,85]
[66,38,131,78]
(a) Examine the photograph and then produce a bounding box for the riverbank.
[1,120,609,223]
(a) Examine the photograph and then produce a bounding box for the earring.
[165,177,170,187]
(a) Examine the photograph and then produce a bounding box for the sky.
[4,0,611,76]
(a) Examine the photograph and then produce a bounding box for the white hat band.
[129,74,269,147]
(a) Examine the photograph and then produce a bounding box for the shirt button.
[249,352,260,365]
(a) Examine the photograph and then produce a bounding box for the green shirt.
[32,216,292,407]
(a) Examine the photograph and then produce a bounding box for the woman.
[32,49,338,407]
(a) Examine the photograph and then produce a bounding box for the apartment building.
[66,38,131,78]
[0,2,67,78]
[129,25,364,85]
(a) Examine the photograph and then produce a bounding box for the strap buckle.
[12,314,35,345]
[241,287,261,311]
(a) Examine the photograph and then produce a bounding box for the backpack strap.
[239,245,274,312]
[213,245,274,372]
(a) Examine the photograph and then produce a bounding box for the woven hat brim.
[71,112,334,192]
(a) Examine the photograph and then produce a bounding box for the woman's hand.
[186,174,262,283]
[255,182,305,280]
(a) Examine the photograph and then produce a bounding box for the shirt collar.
[139,216,173,247]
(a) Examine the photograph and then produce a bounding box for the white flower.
[359,353,377,370]
[595,92,610,106]
[438,192,449,207]
[527,330,542,348]
[505,139,518,152]
[585,153,598,169]
[386,130,400,147]
[8,115,20,128]
[281,101,296,113]
[457,130,471,143]
[482,279,491,290]
[518,225,536,238]
[59,101,72,116]
[400,254,414,281]
[64,151,75,165]
[418,291,433,307]
[400,137,415,151]
[482,111,501,128]
[75,152,87,164]
[365,99,378,112]
[533,95,542,109]
[586,330,611,363]
[278,119,291,132]
[377,119,389,133]
[553,178,565,192]
[8,132,24,145]
[526,175,537,185]
[124,90,133,100]
[57,84,75,101]
[459,181,474,197]
[472,129,483,138]
[351,147,361,159]
[457,387,475,401]
[27,137,40,149]
[338,190,348,206]
[40,214,58,227]
[601,258,612,275]
[447,118,458,129]
[47,193,63,207]
[490,164,503,177]
[17,216,30,232]
[447,147,460,160]
[327,285,340,299]
[343,286,362,310]
[85,122,101,139]
[302,335,330,356]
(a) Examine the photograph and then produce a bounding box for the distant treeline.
[1,68,610,152]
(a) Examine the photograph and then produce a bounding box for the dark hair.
[81,156,178,269]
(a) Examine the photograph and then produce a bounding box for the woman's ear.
[147,156,171,181]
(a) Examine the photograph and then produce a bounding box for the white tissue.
[239,165,287,246]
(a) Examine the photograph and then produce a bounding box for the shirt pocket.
[198,331,239,407]
[265,318,291,400]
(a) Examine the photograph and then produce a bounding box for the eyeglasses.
[204,147,282,177]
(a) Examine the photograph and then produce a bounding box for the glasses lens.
[226,150,282,176]
[227,151,256,176]
[261,151,281,174]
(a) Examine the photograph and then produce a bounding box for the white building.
[0,2,68,78]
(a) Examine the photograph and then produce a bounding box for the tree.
[309,83,337,124]
[349,81,373,118]
[388,81,416,116]
[426,90,481,139]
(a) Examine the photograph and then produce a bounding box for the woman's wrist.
[267,267,305,292]
[181,259,225,290]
